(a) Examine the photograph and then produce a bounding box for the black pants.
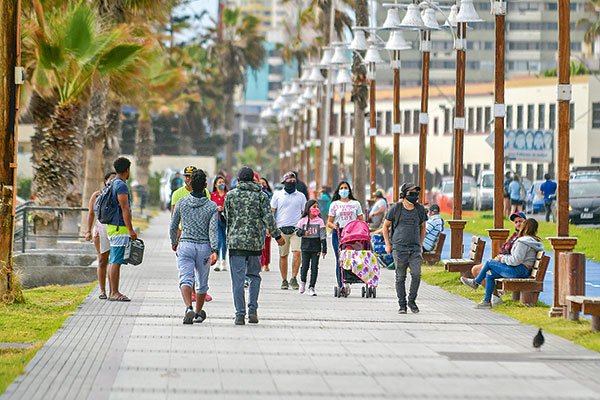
[544,201,553,222]
[300,251,320,288]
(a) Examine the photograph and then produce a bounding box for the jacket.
[223,181,282,252]
[169,194,218,250]
[500,236,544,269]
[296,216,327,253]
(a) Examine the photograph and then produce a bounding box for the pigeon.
[533,328,545,351]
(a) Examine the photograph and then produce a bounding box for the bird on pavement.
[533,328,545,351]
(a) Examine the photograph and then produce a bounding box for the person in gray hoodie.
[170,169,218,324]
[460,218,544,309]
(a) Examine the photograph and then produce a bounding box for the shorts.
[107,224,130,265]
[93,220,110,254]
[177,241,211,294]
[510,199,523,206]
[278,232,302,257]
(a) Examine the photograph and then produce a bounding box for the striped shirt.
[423,214,444,252]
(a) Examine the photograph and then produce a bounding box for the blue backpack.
[94,181,119,224]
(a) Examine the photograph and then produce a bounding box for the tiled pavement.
[3,212,600,400]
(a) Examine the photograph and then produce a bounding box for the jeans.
[332,229,342,287]
[544,201,553,222]
[474,259,531,302]
[301,251,320,288]
[176,242,211,293]
[229,255,261,316]
[217,220,227,260]
[393,250,422,307]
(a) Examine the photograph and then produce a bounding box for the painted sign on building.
[488,129,554,162]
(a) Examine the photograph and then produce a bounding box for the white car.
[473,170,494,211]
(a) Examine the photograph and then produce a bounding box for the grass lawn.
[442,211,600,262]
[0,284,95,394]
[421,265,600,352]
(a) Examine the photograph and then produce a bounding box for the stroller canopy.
[340,220,371,244]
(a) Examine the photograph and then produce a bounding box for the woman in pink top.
[296,200,327,296]
[211,176,228,271]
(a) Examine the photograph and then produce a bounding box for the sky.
[172,0,219,43]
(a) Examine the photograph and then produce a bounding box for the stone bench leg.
[566,301,581,321]
[512,291,521,301]
[592,316,600,332]
[519,291,536,306]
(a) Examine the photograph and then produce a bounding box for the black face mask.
[284,181,297,194]
[405,192,419,204]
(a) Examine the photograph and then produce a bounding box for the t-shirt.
[171,186,210,208]
[385,203,427,251]
[270,190,306,228]
[508,180,523,201]
[370,198,388,228]
[329,200,363,229]
[111,177,130,227]
[540,180,557,202]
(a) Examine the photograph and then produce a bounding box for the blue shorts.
[177,242,211,294]
[109,246,127,265]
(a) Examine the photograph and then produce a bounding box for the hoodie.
[170,194,218,250]
[500,236,544,268]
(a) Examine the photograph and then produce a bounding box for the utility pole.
[1,0,22,303]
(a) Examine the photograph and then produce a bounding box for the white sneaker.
[299,281,306,294]
[307,287,317,296]
[221,259,227,271]
[214,261,221,272]
[491,294,503,307]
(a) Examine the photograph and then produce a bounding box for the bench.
[442,236,486,277]
[423,232,446,265]
[495,251,550,306]
[566,296,600,332]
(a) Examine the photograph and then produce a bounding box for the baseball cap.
[281,171,297,184]
[509,211,526,221]
[400,183,421,195]
[429,204,440,213]
[183,165,197,176]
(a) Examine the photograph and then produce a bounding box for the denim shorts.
[177,242,211,293]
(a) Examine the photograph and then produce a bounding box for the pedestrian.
[211,175,228,272]
[503,171,512,219]
[540,173,557,222]
[224,167,284,325]
[382,183,428,314]
[259,177,273,272]
[84,171,116,300]
[317,186,332,222]
[368,189,388,231]
[170,169,218,324]
[327,181,364,289]
[106,157,137,302]
[508,173,526,214]
[422,204,444,253]
[292,170,310,200]
[461,218,543,309]
[168,171,183,210]
[295,200,327,296]
[271,171,306,290]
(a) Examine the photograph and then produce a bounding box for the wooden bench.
[566,296,600,332]
[495,251,550,306]
[423,232,446,265]
[441,236,486,277]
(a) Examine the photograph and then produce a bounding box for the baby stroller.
[334,220,380,298]
[371,234,394,270]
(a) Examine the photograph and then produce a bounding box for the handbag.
[124,239,145,265]
[280,226,296,235]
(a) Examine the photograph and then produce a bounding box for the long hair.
[519,218,541,241]
[260,178,272,194]
[332,181,356,202]
[301,199,319,219]
[212,175,228,194]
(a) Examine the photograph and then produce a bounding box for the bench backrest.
[530,251,550,282]
[434,232,446,255]
[467,236,486,263]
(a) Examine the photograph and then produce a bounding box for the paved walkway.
[3,212,600,400]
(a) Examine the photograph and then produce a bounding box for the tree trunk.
[134,114,154,189]
[103,100,122,173]
[29,91,56,197]
[224,92,235,171]
[352,0,369,208]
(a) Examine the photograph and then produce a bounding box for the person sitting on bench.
[460,218,544,309]
[422,204,444,253]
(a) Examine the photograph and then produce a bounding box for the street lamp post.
[336,68,353,180]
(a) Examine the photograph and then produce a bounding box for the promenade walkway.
[3,212,600,399]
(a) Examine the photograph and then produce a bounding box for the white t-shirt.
[270,190,306,227]
[329,200,363,228]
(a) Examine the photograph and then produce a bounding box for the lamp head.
[385,30,411,51]
[381,8,402,30]
[398,4,425,30]
[349,29,368,51]
[335,68,353,86]
[319,48,333,66]
[330,45,351,65]
[456,0,484,23]
[444,5,459,28]
[364,45,385,64]
[421,8,441,30]
[307,65,325,83]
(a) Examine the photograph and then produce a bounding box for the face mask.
[406,192,419,204]
[217,184,225,190]
[310,208,320,218]
[284,181,297,193]
[339,189,349,199]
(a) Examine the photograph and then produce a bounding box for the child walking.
[296,200,327,296]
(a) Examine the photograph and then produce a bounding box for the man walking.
[382,183,428,314]
[170,169,218,324]
[540,173,557,222]
[107,157,137,302]
[271,171,306,290]
[224,167,284,325]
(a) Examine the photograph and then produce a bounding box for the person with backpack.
[382,183,428,314]
[85,171,116,300]
[106,157,137,302]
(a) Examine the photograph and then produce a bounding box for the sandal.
[99,293,108,300]
[108,295,131,302]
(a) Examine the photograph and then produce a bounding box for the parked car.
[525,180,545,214]
[570,166,600,181]
[473,170,494,211]
[569,179,600,224]
[436,176,476,211]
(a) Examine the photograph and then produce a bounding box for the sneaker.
[193,310,207,323]
[214,260,221,272]
[290,277,300,290]
[299,281,306,294]
[183,307,194,325]
[460,277,479,290]
[244,279,250,288]
[221,260,227,272]
[408,300,420,314]
[491,295,503,307]
[307,287,317,296]
[398,306,407,314]
[205,294,213,302]
[248,310,259,324]
[475,300,492,309]
[281,280,289,290]
[234,315,245,325]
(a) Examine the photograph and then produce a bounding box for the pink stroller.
[334,220,380,298]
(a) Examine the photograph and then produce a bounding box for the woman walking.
[260,177,273,272]
[327,181,364,288]
[508,173,526,214]
[296,200,327,296]
[211,175,228,271]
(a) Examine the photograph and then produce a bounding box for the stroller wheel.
[344,283,351,297]
[334,286,339,297]
[365,286,370,298]
[361,286,366,298]
[372,287,377,298]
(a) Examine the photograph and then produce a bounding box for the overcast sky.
[172,0,219,43]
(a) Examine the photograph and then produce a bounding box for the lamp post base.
[487,229,510,258]
[448,220,468,259]
[547,237,578,318]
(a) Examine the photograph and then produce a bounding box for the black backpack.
[94,181,119,224]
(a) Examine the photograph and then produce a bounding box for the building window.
[468,107,475,131]
[484,107,491,132]
[376,111,383,134]
[404,110,411,134]
[538,104,545,129]
[527,104,535,129]
[444,107,450,133]
[506,105,513,129]
[549,104,556,130]
[385,111,392,134]
[592,103,600,128]
[570,103,575,129]
[517,105,523,128]
[413,110,419,134]
[433,117,439,135]
[476,107,483,132]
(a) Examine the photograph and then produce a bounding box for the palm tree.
[209,8,266,171]
[25,2,142,245]
[577,1,600,58]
